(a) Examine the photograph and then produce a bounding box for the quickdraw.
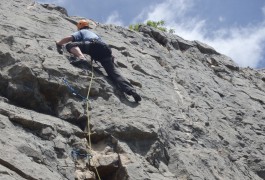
[62,78,88,101]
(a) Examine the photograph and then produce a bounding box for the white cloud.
[146,0,192,21]
[262,6,265,16]
[204,25,265,67]
[133,0,193,23]
[137,0,265,68]
[105,11,124,26]
[218,16,225,22]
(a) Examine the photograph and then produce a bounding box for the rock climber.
[56,19,141,102]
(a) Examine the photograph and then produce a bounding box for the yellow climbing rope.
[86,66,94,149]
[85,62,102,180]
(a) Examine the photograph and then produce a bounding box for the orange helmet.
[77,20,89,30]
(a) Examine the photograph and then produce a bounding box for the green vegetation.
[129,20,175,34]
[129,23,141,32]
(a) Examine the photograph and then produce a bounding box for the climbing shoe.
[130,90,142,103]
[70,58,87,66]
[70,58,90,69]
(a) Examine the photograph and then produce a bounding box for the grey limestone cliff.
[0,0,265,180]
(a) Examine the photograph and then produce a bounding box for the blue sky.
[38,0,265,68]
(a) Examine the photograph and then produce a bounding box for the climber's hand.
[55,42,63,54]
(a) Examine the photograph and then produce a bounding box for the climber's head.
[77,19,89,30]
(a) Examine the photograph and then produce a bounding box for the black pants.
[66,42,135,95]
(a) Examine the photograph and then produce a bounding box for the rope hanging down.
[62,58,101,179]
[59,44,101,178]
[84,62,102,180]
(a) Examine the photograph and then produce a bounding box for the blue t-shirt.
[71,29,102,42]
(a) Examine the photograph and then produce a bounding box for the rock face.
[1,1,265,180]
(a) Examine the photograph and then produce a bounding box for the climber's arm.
[55,36,73,54]
[56,36,73,46]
